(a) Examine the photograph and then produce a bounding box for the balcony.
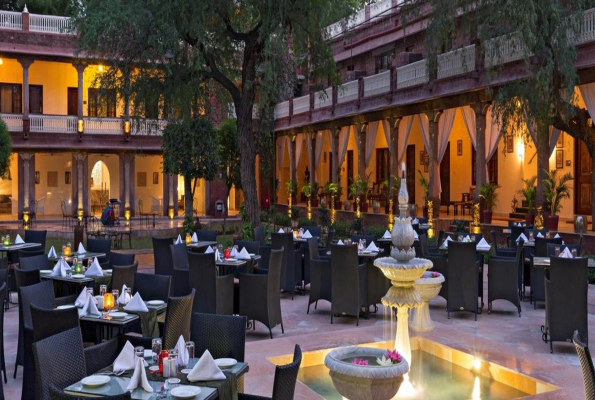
[0,11,22,30]
[292,95,310,115]
[0,10,75,35]
[30,115,77,133]
[1,114,23,132]
[337,80,359,104]
[437,44,475,80]
[396,59,428,89]
[363,70,390,97]
[484,34,529,67]
[314,88,333,109]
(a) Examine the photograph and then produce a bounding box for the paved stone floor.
[2,257,592,399]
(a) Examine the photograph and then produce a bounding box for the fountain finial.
[390,173,415,261]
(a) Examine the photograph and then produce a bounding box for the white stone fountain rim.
[374,257,433,270]
[415,272,445,285]
[324,346,410,379]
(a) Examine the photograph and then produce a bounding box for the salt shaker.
[162,357,170,378]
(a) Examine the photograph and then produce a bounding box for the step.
[509,212,526,219]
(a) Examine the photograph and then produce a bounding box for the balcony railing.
[347,8,366,29]
[292,95,310,115]
[337,80,359,104]
[314,88,333,109]
[29,13,75,34]
[437,44,476,80]
[569,8,595,45]
[84,117,123,134]
[275,101,290,119]
[1,114,23,132]
[364,70,391,97]
[370,0,392,20]
[30,115,77,133]
[0,11,22,30]
[484,34,529,67]
[396,59,428,89]
[131,119,167,135]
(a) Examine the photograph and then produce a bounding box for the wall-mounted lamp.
[77,119,84,134]
[168,206,174,220]
[98,65,104,72]
[517,140,525,159]
[0,58,3,66]
[123,120,131,134]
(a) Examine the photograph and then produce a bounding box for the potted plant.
[348,181,359,213]
[544,169,573,231]
[479,183,500,224]
[302,183,312,202]
[285,179,298,205]
[357,173,372,212]
[311,182,320,207]
[518,176,536,226]
[327,182,342,210]
[382,174,400,214]
[418,170,429,219]
[290,205,300,228]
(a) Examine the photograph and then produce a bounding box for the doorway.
[90,161,110,216]
[406,145,416,204]
[575,139,592,215]
[29,85,43,114]
[440,142,451,205]
[67,88,78,116]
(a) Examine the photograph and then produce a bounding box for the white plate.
[104,269,112,274]
[40,270,52,274]
[56,305,75,310]
[181,368,192,374]
[215,358,237,369]
[148,366,159,372]
[109,312,127,319]
[71,274,85,279]
[146,300,165,306]
[226,258,237,262]
[170,386,201,398]
[249,253,255,257]
[81,375,110,387]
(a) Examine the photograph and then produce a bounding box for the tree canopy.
[1,0,74,14]
[0,120,11,179]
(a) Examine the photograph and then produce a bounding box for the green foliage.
[3,0,73,15]
[260,209,271,223]
[298,218,317,228]
[453,220,467,234]
[239,202,249,223]
[382,175,400,203]
[543,169,574,216]
[241,223,254,240]
[182,215,194,235]
[350,217,363,234]
[290,206,300,222]
[301,183,312,198]
[325,182,342,198]
[0,121,11,179]
[285,180,298,196]
[217,118,241,192]
[273,213,291,227]
[418,170,429,204]
[479,183,500,211]
[330,221,350,239]
[366,225,388,240]
[518,176,537,213]
[318,204,331,228]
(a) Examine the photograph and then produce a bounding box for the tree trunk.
[536,125,550,216]
[184,175,193,219]
[591,150,595,231]
[222,186,230,234]
[236,102,260,227]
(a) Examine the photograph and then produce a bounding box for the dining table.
[216,255,261,276]
[48,251,107,262]
[533,256,595,268]
[0,242,42,253]
[187,241,218,251]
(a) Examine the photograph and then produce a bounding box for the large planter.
[344,201,351,211]
[311,197,319,208]
[361,201,369,213]
[334,199,342,210]
[546,215,559,231]
[525,213,535,226]
[483,210,493,224]
[325,347,409,400]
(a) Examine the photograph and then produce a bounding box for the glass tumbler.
[100,285,107,296]
[572,248,578,258]
[112,290,119,306]
[152,338,162,363]
[135,346,145,364]
[168,348,178,375]
[185,341,195,363]
[555,246,560,257]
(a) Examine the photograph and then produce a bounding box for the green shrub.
[260,210,271,223]
[273,213,291,227]
[331,221,350,239]
[350,217,363,234]
[367,225,389,240]
[239,202,249,223]
[318,204,330,228]
[298,218,317,228]
[241,223,254,240]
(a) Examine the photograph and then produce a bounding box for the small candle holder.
[3,236,10,246]
[103,293,115,310]
[185,234,192,244]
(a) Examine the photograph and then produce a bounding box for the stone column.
[427,111,441,203]
[18,153,34,214]
[73,153,88,215]
[72,63,87,119]
[356,123,366,180]
[389,117,401,212]
[474,102,488,202]
[330,127,340,185]
[119,154,135,216]
[18,58,34,135]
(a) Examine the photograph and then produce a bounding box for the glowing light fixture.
[0,58,3,66]
[168,206,174,219]
[77,119,84,133]
[517,140,525,159]
[123,120,131,135]
[472,358,482,371]
[98,65,104,72]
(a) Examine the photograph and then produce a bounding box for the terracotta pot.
[525,214,535,226]
[334,200,342,210]
[483,210,493,224]
[546,215,559,231]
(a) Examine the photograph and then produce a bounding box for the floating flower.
[386,349,402,364]
[421,271,440,279]
[376,355,393,366]
[352,358,368,366]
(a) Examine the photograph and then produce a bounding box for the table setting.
[439,235,492,252]
[0,233,41,252]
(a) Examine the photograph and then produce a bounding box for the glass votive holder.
[100,284,107,296]
[555,246,560,257]
[152,338,162,363]
[470,235,476,242]
[135,346,145,360]
[572,248,578,258]
[458,235,464,242]
[87,287,94,296]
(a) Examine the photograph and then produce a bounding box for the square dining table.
[0,242,42,253]
[187,241,218,250]
[48,251,107,262]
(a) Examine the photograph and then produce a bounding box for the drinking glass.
[168,349,178,375]
[185,341,195,362]
[458,235,464,242]
[529,231,534,241]
[100,285,107,296]
[572,248,578,258]
[135,346,145,364]
[470,235,476,242]
[112,290,119,305]
[555,246,560,257]
[152,338,162,363]
[362,239,367,249]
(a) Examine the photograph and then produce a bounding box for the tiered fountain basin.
[374,257,433,308]
[411,272,445,332]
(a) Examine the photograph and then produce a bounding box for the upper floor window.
[375,54,391,73]
[0,83,22,114]
[88,88,116,118]
[405,45,415,53]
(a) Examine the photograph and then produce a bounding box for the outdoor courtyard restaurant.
[0,1,595,400]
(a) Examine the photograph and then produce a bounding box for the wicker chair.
[238,345,301,400]
[233,240,260,276]
[13,268,40,292]
[24,230,47,251]
[190,313,246,361]
[418,234,430,257]
[86,238,111,267]
[427,230,445,255]
[330,244,366,326]
[33,327,87,400]
[307,238,331,314]
[109,262,138,292]
[188,252,233,315]
[18,248,44,259]
[152,237,174,276]
[109,251,135,269]
[83,337,120,375]
[426,254,447,300]
[574,330,595,400]
[30,305,79,343]
[258,244,272,272]
[487,257,521,316]
[195,230,217,242]
[0,283,6,383]
[171,243,190,296]
[446,242,479,320]
[544,257,588,353]
[491,230,517,258]
[271,233,302,299]
[49,384,131,400]
[18,254,48,271]
[531,237,562,308]
[133,273,171,303]
[239,248,284,339]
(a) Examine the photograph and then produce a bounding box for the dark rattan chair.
[14,268,40,291]
[546,242,579,257]
[254,226,266,246]
[427,230,445,255]
[152,236,174,276]
[307,238,331,314]
[239,248,284,338]
[49,384,131,400]
[544,257,588,353]
[17,248,44,259]
[238,345,301,400]
[30,305,79,343]
[574,330,595,400]
[447,242,479,320]
[195,230,217,242]
[83,337,120,375]
[19,253,49,271]
[190,312,246,361]
[233,240,260,276]
[531,237,562,308]
[271,233,302,299]
[418,234,430,257]
[133,273,171,302]
[330,244,366,326]
[86,238,111,267]
[110,262,138,292]
[171,243,190,296]
[188,252,233,315]
[487,257,521,316]
[351,234,376,246]
[109,251,135,269]
[0,283,6,383]
[491,230,516,258]
[24,230,47,251]
[33,327,87,400]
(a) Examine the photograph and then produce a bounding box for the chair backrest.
[170,243,190,271]
[0,282,6,331]
[163,289,195,349]
[436,230,445,247]
[110,262,138,291]
[14,268,41,290]
[546,243,579,257]
[535,237,562,257]
[267,247,284,298]
[0,256,6,270]
[307,238,320,261]
[510,226,525,242]
[18,248,45,259]
[301,226,322,239]
[31,305,79,343]
[233,240,259,255]
[271,233,295,292]
[20,280,56,330]
[25,230,47,250]
[254,226,265,246]
[195,230,217,242]
[188,252,217,314]
[351,234,376,245]
[133,273,171,302]
[490,230,499,247]
[578,235,584,256]
[86,238,111,263]
[326,231,334,251]
[446,242,478,313]
[271,344,302,400]
[19,253,49,271]
[152,237,174,276]
[418,234,429,257]
[574,330,595,400]
[33,327,87,400]
[190,313,246,362]
[330,244,361,315]
[49,384,132,400]
[109,251,135,269]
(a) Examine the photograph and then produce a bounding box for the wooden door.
[440,142,451,205]
[29,85,43,114]
[67,88,78,116]
[347,150,354,196]
[575,139,592,215]
[406,145,416,204]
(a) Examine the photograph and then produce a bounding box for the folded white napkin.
[75,287,93,307]
[85,257,103,277]
[123,292,148,313]
[114,341,136,371]
[51,259,71,277]
[412,218,419,224]
[516,233,528,243]
[175,335,189,367]
[413,230,419,240]
[118,285,131,305]
[47,246,57,259]
[175,235,182,245]
[79,295,101,317]
[187,350,226,382]
[442,236,453,247]
[126,357,153,392]
[337,239,344,245]
[205,246,214,254]
[537,232,544,238]
[278,228,284,234]
[15,234,24,244]
[365,241,379,252]
[517,222,522,227]
[303,230,312,239]
[230,247,238,257]
[477,238,490,249]
[463,235,471,242]
[191,232,198,243]
[554,233,561,239]
[238,247,251,260]
[559,247,573,258]
[215,249,220,261]
[77,242,86,254]
[382,230,391,239]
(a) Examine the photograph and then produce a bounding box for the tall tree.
[404,0,595,224]
[75,0,363,226]
[217,118,242,233]
[0,120,12,179]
